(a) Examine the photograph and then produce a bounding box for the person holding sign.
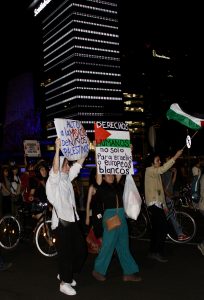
[92,170,142,282]
[46,137,89,296]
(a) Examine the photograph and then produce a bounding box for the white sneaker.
[60,282,76,296]
[57,274,77,287]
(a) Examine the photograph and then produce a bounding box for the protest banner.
[94,121,134,175]
[23,140,41,157]
[54,118,89,160]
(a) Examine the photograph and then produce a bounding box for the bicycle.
[0,201,57,257]
[127,196,197,244]
[177,184,197,209]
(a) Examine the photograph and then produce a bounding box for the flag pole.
[182,130,199,150]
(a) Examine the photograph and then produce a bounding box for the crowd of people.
[0,157,50,272]
[1,141,204,297]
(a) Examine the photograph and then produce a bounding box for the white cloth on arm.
[46,162,82,230]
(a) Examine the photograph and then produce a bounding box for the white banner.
[54,118,89,161]
[94,121,134,175]
[23,140,41,157]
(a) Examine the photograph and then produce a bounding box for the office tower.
[32,0,123,140]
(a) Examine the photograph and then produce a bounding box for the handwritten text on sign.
[54,119,89,161]
[23,140,41,157]
[94,121,134,175]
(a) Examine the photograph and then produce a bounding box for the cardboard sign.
[54,118,89,161]
[23,140,41,157]
[94,121,134,175]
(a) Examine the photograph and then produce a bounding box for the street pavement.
[1,231,204,300]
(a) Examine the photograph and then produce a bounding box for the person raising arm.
[46,137,89,296]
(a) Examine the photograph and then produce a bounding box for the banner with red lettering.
[54,118,89,161]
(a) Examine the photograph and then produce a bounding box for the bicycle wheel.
[128,212,148,239]
[35,219,57,257]
[167,211,196,244]
[0,215,21,250]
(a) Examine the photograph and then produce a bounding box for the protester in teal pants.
[92,173,142,282]
[94,207,139,276]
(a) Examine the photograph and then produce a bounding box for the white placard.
[94,121,134,175]
[23,140,41,157]
[54,118,89,161]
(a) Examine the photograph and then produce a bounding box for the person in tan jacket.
[144,149,183,263]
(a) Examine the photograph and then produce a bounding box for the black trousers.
[2,196,12,215]
[148,205,168,256]
[55,220,87,283]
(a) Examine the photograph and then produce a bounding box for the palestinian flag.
[166,103,204,130]
[94,122,130,147]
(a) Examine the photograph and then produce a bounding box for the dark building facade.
[32,0,123,141]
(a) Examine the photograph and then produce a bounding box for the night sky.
[2,1,37,79]
[2,1,202,83]
[1,1,203,155]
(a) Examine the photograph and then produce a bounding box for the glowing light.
[152,49,170,60]
[34,0,52,16]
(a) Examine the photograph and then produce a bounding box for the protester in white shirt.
[46,137,89,296]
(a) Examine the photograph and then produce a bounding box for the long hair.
[35,164,49,181]
[144,152,160,168]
